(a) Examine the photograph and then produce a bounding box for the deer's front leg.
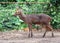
[28,24,33,38]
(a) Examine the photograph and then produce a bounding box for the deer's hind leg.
[43,30,47,37]
[42,25,47,37]
[42,24,54,37]
[45,24,54,37]
[47,25,54,37]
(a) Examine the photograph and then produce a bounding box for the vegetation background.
[0,0,60,31]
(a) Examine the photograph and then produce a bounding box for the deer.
[13,8,54,38]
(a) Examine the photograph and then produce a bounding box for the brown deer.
[13,8,54,38]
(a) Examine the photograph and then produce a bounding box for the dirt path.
[0,30,60,43]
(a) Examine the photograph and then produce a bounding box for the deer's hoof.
[42,34,45,38]
[52,33,54,37]
[28,35,33,38]
[42,36,45,38]
[52,35,54,37]
[28,34,33,38]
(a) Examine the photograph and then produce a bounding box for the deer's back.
[25,14,51,24]
[26,14,40,24]
[38,14,51,22]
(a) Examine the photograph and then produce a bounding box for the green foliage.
[48,0,60,29]
[0,0,60,31]
[0,9,27,31]
[50,0,60,7]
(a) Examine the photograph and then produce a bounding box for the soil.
[0,29,60,43]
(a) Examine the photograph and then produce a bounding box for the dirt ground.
[0,30,60,43]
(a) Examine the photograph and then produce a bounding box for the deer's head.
[13,8,23,17]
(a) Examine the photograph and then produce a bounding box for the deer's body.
[19,14,51,24]
[13,9,54,38]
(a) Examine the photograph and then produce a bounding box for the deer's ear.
[16,7,19,11]
[16,7,22,11]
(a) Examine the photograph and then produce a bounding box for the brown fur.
[13,9,54,38]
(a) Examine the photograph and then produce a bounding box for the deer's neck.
[19,13,26,21]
